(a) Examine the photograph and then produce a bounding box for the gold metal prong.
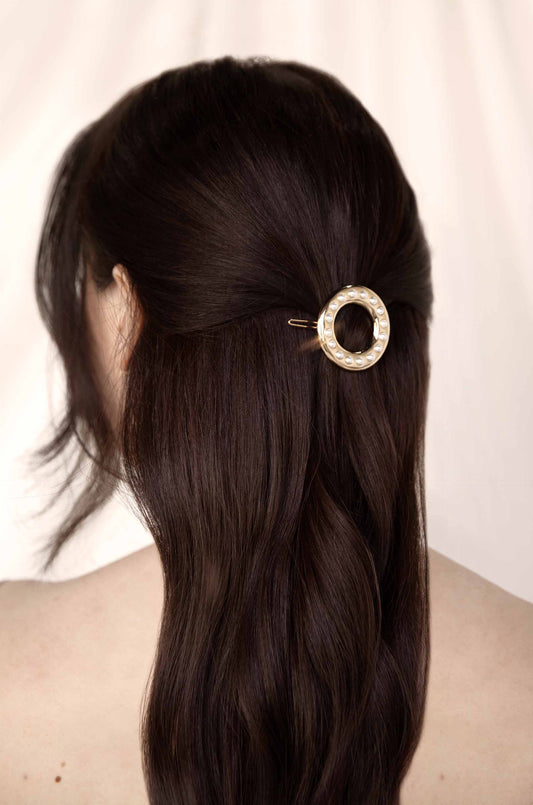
[287,318,318,329]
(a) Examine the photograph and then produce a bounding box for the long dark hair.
[32,56,433,804]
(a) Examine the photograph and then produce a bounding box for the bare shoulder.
[0,546,163,804]
[1,547,531,803]
[401,547,533,805]
[427,547,533,677]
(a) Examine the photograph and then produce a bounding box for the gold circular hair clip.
[287,285,390,371]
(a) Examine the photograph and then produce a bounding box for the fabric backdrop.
[1,0,531,602]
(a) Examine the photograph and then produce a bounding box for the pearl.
[338,294,346,301]
[374,344,382,352]
[348,290,357,297]
[330,302,338,310]
[369,296,377,304]
[380,320,387,327]
[345,356,353,364]
[325,328,332,336]
[366,353,374,360]
[335,350,343,359]
[360,291,367,298]
[325,313,333,321]
[379,333,386,341]
[328,340,336,348]
[376,306,384,314]
[355,357,364,365]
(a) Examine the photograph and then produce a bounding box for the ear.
[112,263,143,371]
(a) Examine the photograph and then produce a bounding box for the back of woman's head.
[33,55,433,804]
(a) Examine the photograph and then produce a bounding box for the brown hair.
[32,56,433,804]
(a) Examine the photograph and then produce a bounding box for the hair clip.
[288,285,390,370]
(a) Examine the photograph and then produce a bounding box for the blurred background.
[0,0,531,601]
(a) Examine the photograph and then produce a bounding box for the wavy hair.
[31,56,433,804]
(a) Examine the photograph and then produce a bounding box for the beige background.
[1,0,531,601]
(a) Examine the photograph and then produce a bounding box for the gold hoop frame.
[288,285,390,371]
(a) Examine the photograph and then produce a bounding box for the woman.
[1,56,531,805]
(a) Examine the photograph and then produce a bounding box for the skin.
[84,263,140,432]
[0,264,532,803]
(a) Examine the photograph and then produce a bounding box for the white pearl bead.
[348,290,356,297]
[328,340,336,348]
[380,320,387,327]
[367,353,374,360]
[360,291,367,298]
[379,333,386,340]
[325,313,333,321]
[355,357,364,365]
[325,328,332,336]
[335,350,343,359]
[338,294,346,301]
[370,296,377,304]
[330,302,338,310]
[374,344,382,352]
[376,306,384,314]
[345,356,353,364]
